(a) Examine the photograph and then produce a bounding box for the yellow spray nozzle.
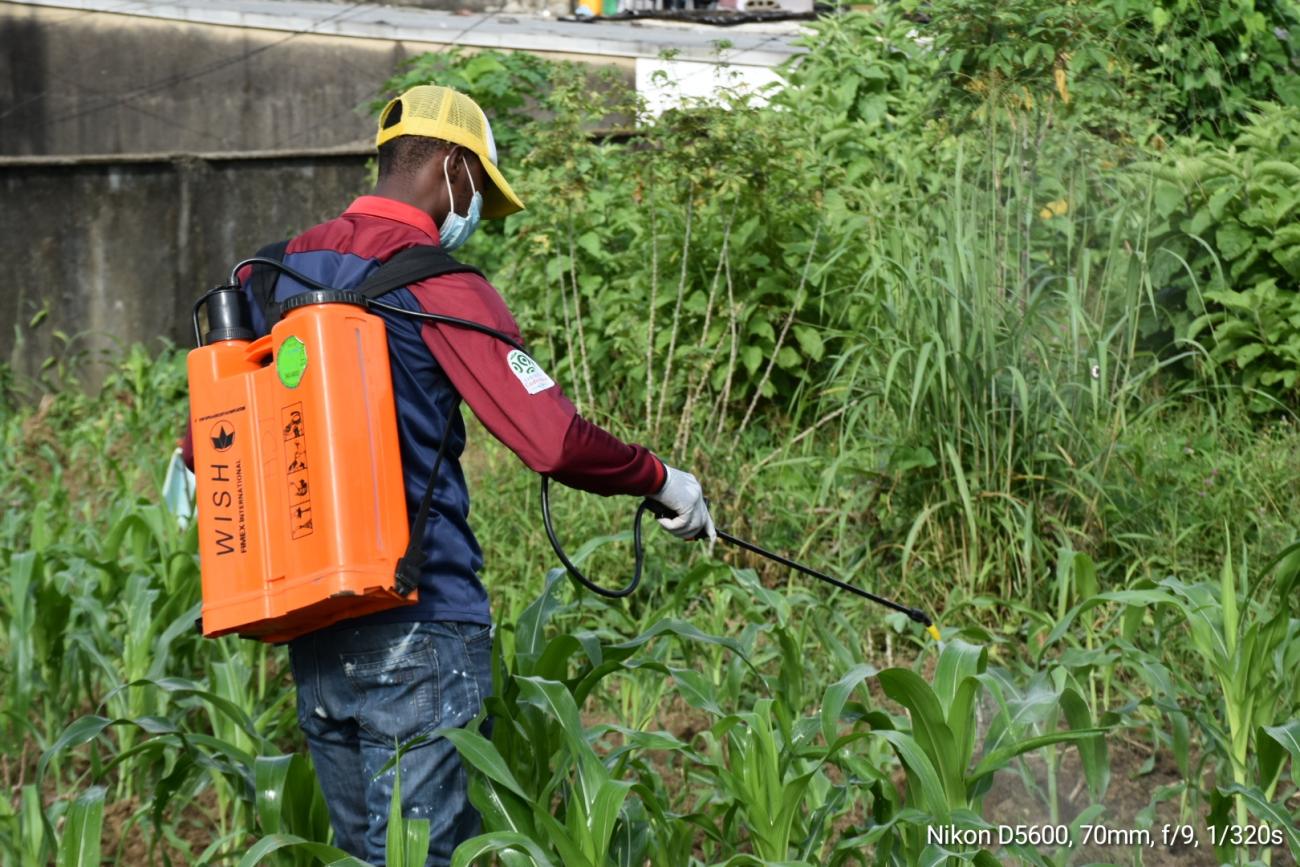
[926,624,942,642]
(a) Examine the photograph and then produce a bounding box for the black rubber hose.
[540,475,657,598]
[367,301,528,352]
[227,257,336,292]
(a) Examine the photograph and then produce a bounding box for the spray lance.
[191,257,941,642]
[541,478,941,641]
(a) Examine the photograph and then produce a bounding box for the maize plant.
[438,572,1119,867]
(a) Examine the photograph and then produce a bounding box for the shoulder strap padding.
[356,245,484,301]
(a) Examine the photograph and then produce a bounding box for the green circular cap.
[277,335,308,388]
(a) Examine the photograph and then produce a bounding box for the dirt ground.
[100,787,223,864]
[982,737,1298,866]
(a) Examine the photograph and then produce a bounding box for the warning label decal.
[282,403,314,540]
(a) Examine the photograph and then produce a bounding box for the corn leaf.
[587,778,633,865]
[56,786,104,867]
[386,759,408,867]
[969,728,1107,787]
[437,726,532,801]
[237,834,371,867]
[253,755,295,835]
[1262,720,1300,788]
[399,818,431,867]
[932,639,985,714]
[451,831,558,867]
[669,666,727,717]
[878,669,965,808]
[820,663,877,745]
[531,808,592,866]
[466,773,537,845]
[1219,784,1300,858]
[946,677,982,777]
[1043,589,1175,648]
[1059,687,1109,802]
[873,730,951,819]
[515,571,568,674]
[609,618,748,659]
[515,676,605,805]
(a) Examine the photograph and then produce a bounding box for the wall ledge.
[0,144,374,168]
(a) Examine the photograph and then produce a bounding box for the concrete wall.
[3,5,414,156]
[2,150,369,381]
[0,3,633,157]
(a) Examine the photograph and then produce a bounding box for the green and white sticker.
[277,335,308,388]
[506,349,555,395]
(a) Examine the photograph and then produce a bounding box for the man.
[248,85,714,866]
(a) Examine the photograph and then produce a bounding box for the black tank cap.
[279,290,368,314]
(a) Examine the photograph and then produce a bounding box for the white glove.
[650,464,716,541]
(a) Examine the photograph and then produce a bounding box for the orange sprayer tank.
[188,294,414,642]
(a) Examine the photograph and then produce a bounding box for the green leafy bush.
[1144,104,1300,410]
[1105,0,1300,138]
[917,0,1300,140]
[918,0,1151,136]
[372,47,553,166]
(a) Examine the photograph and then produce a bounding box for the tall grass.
[809,140,1163,603]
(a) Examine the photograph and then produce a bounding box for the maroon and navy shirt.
[240,195,665,627]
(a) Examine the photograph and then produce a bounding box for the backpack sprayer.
[189,254,939,643]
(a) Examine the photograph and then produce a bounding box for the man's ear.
[443,146,467,181]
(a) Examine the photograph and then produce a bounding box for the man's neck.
[371,182,440,223]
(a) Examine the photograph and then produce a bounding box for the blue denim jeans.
[288,620,493,867]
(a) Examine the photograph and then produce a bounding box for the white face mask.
[438,155,482,252]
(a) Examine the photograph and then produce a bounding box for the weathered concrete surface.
[0,3,644,156]
[6,0,799,65]
[1,0,798,157]
[1,150,369,380]
[2,4,425,156]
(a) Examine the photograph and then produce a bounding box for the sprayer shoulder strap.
[249,242,480,327]
[361,247,482,597]
[355,245,484,301]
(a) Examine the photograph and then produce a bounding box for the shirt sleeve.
[408,273,666,498]
[181,421,194,471]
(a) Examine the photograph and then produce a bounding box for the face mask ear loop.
[443,154,456,215]
[462,156,478,197]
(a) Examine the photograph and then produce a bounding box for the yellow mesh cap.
[376,85,524,219]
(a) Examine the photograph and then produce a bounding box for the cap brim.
[481,159,524,219]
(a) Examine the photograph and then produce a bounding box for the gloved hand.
[650,464,716,541]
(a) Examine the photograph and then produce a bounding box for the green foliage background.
[3,0,1300,864]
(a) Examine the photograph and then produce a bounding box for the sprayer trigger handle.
[640,498,713,542]
[641,499,676,520]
